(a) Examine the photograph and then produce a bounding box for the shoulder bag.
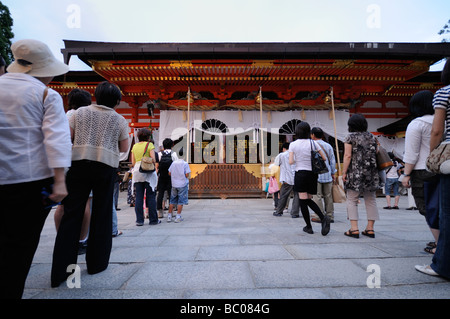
[426,142,450,174]
[310,139,328,174]
[376,145,393,171]
[139,142,155,173]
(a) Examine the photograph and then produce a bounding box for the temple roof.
[51,40,450,124]
[62,40,450,65]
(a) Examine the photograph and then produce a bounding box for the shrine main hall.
[51,41,450,198]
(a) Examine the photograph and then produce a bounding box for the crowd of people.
[0,39,449,299]
[267,59,450,279]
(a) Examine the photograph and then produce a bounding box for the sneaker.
[77,241,87,255]
[136,222,144,226]
[383,206,392,210]
[303,226,314,234]
[415,265,439,276]
[167,215,172,223]
[273,212,283,217]
[392,206,399,209]
[174,216,184,223]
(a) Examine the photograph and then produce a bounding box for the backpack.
[158,150,173,177]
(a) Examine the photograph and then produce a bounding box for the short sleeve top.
[433,85,450,142]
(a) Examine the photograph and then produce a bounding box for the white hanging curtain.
[158,109,350,148]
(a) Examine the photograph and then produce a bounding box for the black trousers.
[51,160,115,287]
[0,178,53,299]
[156,176,172,210]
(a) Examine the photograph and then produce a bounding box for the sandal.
[427,241,437,249]
[344,229,359,238]
[362,229,375,238]
[112,230,123,237]
[424,246,435,254]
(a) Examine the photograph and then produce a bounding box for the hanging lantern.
[324,92,332,104]
[255,94,261,105]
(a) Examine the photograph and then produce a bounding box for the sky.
[3,0,450,71]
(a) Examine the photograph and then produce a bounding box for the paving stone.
[22,194,450,301]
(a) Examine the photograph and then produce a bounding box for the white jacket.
[403,115,434,170]
[0,73,72,185]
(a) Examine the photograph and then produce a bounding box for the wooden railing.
[189,164,263,199]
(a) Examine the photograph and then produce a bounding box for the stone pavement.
[23,193,449,300]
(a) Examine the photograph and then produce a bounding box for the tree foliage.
[439,19,450,43]
[0,1,14,65]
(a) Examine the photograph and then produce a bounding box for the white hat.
[7,39,69,77]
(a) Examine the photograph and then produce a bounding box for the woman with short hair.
[51,81,129,287]
[342,113,380,238]
[402,90,439,254]
[131,128,159,226]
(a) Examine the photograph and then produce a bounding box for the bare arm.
[289,151,294,165]
[131,151,136,166]
[318,148,327,161]
[401,163,415,188]
[342,143,352,182]
[119,138,129,153]
[49,167,68,203]
[430,108,446,151]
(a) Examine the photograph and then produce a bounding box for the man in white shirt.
[311,127,337,222]
[273,143,300,217]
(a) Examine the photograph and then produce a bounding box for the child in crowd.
[167,159,191,223]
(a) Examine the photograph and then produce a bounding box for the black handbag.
[310,139,328,174]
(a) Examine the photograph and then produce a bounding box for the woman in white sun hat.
[0,39,72,299]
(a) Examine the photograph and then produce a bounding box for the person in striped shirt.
[416,58,450,278]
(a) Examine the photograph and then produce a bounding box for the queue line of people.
[268,59,450,279]
[1,39,449,300]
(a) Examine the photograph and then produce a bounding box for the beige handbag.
[332,176,346,203]
[139,142,155,173]
[426,142,450,174]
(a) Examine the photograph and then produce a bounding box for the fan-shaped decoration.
[279,119,302,135]
[201,119,228,133]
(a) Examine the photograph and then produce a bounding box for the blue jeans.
[385,178,399,196]
[170,184,189,206]
[112,205,118,235]
[112,182,119,235]
[431,174,450,279]
[134,182,157,224]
